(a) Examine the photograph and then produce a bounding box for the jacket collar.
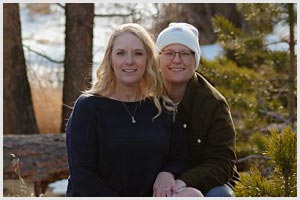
[180,72,199,115]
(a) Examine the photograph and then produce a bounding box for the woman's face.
[159,44,195,86]
[111,32,147,87]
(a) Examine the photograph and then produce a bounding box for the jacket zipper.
[173,103,179,122]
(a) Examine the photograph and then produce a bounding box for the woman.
[65,23,188,197]
[153,22,240,197]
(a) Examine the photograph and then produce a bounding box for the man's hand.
[153,172,177,197]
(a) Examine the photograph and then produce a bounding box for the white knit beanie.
[156,22,201,67]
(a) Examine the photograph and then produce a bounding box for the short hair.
[87,23,172,117]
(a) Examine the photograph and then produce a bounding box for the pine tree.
[204,5,297,195]
[235,127,296,197]
[211,4,296,127]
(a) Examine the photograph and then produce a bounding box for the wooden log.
[3,133,68,196]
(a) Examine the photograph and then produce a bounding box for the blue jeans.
[204,184,235,197]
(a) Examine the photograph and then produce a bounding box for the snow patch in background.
[201,44,223,60]
[48,179,68,194]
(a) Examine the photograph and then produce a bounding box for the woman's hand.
[173,187,204,197]
[153,172,177,197]
[175,179,186,190]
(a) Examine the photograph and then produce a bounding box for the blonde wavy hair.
[87,23,173,118]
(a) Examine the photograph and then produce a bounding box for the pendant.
[131,116,136,123]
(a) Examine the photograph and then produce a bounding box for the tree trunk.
[61,3,94,132]
[288,3,296,125]
[3,3,39,135]
[153,3,246,44]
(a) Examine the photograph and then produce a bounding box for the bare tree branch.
[237,155,270,163]
[23,45,64,64]
[56,3,65,9]
[258,109,291,124]
[267,40,289,46]
[94,13,132,18]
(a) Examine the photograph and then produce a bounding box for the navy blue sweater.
[66,94,188,197]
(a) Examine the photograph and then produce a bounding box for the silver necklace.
[121,102,139,123]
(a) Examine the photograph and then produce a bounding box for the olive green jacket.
[177,72,240,194]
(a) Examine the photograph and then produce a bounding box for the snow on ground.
[48,179,68,195]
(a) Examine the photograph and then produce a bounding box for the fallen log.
[3,133,68,196]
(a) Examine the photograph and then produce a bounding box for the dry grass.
[3,154,61,197]
[26,4,52,15]
[4,179,35,197]
[3,179,61,197]
[30,84,62,134]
